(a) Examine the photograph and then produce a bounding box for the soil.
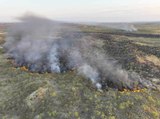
[0,28,160,119]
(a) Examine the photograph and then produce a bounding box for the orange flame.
[20,66,28,71]
[120,87,145,93]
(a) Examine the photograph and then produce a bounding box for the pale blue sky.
[0,0,160,22]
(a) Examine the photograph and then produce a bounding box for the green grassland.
[0,23,160,119]
[79,22,160,34]
[134,23,160,34]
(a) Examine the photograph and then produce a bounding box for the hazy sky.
[0,0,160,22]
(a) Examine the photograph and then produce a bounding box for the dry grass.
[136,55,146,64]
[134,42,148,46]
[0,32,5,45]
[136,55,160,67]
[146,55,160,67]
[0,24,160,119]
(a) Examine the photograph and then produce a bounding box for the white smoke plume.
[49,44,60,73]
[96,23,137,32]
[4,15,143,90]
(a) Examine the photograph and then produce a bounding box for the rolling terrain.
[0,23,160,119]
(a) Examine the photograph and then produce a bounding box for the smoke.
[49,44,61,73]
[4,15,143,90]
[97,23,137,32]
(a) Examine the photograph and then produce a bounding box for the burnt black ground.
[0,25,160,119]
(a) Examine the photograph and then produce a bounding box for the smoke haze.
[4,15,143,90]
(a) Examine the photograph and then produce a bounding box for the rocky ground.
[0,27,160,119]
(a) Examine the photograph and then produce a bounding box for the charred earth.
[0,17,160,119]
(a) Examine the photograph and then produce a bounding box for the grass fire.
[0,0,160,118]
[0,15,160,119]
[3,15,148,91]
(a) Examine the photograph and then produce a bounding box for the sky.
[0,0,160,22]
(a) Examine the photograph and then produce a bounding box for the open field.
[134,23,160,34]
[0,23,160,119]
